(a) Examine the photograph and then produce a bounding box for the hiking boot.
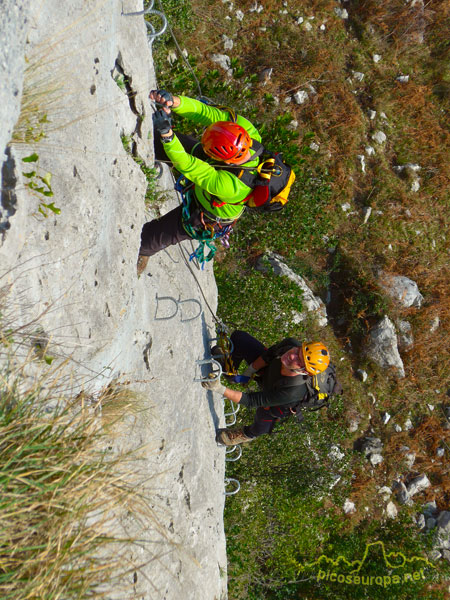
[216,428,255,446]
[137,254,149,276]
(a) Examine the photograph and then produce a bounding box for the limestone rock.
[405,452,416,469]
[404,417,414,430]
[372,130,387,144]
[255,252,328,327]
[378,486,392,499]
[407,474,431,497]
[210,53,232,76]
[370,453,384,466]
[366,316,405,378]
[381,412,391,425]
[359,436,383,457]
[379,273,423,308]
[334,7,349,19]
[0,3,227,598]
[423,501,438,517]
[293,90,309,104]
[396,319,414,350]
[344,499,356,514]
[416,513,426,529]
[0,0,30,162]
[434,512,450,552]
[222,34,234,51]
[258,67,273,83]
[393,481,410,505]
[356,369,368,382]
[386,501,398,519]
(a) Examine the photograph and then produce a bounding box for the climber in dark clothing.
[201,330,331,445]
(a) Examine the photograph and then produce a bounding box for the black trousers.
[230,331,292,438]
[139,133,201,257]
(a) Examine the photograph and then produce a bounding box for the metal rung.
[223,398,240,427]
[209,336,234,355]
[155,294,203,322]
[225,445,242,462]
[194,357,223,382]
[122,1,168,47]
[225,477,240,496]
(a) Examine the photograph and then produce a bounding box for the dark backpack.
[293,363,343,423]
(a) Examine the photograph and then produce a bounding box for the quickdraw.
[214,324,237,378]
[176,176,235,268]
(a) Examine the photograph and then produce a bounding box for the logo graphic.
[297,541,435,588]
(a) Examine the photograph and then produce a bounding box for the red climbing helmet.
[201,121,252,164]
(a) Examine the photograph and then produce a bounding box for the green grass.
[152,1,450,597]
[0,354,156,599]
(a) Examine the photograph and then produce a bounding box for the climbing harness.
[122,0,167,48]
[176,176,236,268]
[210,323,237,378]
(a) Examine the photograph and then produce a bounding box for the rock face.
[366,315,405,377]
[0,0,30,162]
[0,2,227,598]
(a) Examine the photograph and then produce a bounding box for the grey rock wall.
[0,0,30,160]
[0,2,227,598]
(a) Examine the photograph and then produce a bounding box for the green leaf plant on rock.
[21,152,60,217]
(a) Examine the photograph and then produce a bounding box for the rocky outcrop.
[366,315,405,377]
[0,2,227,598]
[378,272,424,308]
[255,251,328,327]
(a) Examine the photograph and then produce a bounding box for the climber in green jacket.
[137,90,294,273]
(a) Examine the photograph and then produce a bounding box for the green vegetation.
[0,288,157,598]
[0,365,154,599]
[121,134,163,206]
[153,0,450,597]
[21,152,60,217]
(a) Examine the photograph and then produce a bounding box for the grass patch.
[152,1,450,596]
[0,366,156,599]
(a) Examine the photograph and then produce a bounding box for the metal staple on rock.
[223,397,240,427]
[122,0,168,48]
[154,293,203,322]
[225,445,242,462]
[193,357,223,383]
[225,478,240,496]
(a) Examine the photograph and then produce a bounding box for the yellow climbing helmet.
[302,342,330,375]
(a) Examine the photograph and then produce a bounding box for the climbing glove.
[150,89,174,111]
[242,364,258,379]
[153,109,173,137]
[201,377,226,396]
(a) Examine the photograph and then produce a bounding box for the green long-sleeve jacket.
[163,96,262,221]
